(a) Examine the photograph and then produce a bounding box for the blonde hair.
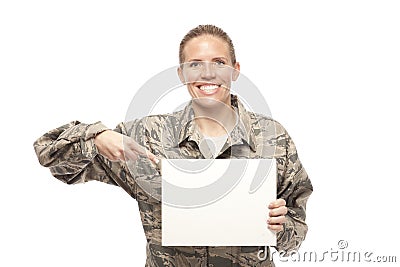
[179,24,236,64]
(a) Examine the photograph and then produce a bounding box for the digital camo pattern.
[34,95,313,267]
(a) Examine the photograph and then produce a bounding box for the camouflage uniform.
[34,94,313,267]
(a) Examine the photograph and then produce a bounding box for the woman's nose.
[200,62,216,79]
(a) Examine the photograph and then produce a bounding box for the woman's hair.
[179,24,236,64]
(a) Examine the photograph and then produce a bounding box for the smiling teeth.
[199,84,219,91]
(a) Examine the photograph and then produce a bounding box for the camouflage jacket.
[34,95,313,267]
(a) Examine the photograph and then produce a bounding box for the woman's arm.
[33,120,158,198]
[275,129,313,253]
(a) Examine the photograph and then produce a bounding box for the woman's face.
[178,35,240,107]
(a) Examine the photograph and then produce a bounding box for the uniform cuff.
[84,121,110,140]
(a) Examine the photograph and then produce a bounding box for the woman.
[34,24,312,267]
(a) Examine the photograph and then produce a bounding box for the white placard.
[162,159,276,246]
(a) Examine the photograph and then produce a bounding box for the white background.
[1,0,399,266]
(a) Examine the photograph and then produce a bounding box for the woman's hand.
[267,199,288,232]
[94,130,159,164]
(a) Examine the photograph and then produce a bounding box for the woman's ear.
[177,66,186,84]
[232,62,241,81]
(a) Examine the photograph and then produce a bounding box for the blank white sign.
[162,159,276,246]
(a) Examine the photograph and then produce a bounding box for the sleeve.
[33,120,142,199]
[274,129,313,253]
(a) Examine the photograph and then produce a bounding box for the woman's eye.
[189,62,201,68]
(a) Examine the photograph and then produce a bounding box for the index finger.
[144,149,160,165]
[268,198,286,209]
[126,138,159,164]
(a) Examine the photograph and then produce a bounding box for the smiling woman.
[33,24,313,267]
[178,33,240,109]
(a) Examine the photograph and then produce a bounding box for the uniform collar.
[175,94,257,151]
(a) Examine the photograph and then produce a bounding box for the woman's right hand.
[94,130,159,164]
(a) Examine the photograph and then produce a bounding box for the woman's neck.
[192,99,237,137]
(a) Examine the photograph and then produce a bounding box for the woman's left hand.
[267,199,288,232]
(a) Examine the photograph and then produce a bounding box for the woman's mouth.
[198,84,219,93]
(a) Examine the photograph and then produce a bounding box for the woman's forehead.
[183,35,230,59]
